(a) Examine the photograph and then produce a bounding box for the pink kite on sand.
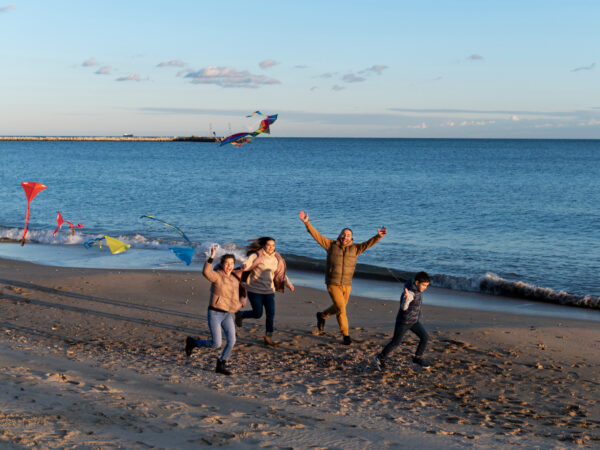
[20,181,47,246]
[53,211,84,237]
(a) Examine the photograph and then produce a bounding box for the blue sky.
[1,0,599,138]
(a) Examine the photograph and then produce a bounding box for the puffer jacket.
[202,261,245,313]
[397,280,423,325]
[304,221,381,286]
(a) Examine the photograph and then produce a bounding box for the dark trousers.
[380,320,429,359]
[241,292,275,334]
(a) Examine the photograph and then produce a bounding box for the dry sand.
[0,257,598,448]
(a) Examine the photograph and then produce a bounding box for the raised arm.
[299,211,332,251]
[202,245,220,283]
[355,226,387,255]
[241,252,258,271]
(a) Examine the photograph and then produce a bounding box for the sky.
[1,0,599,138]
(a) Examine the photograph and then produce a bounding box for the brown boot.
[263,335,278,347]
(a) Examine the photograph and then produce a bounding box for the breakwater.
[0,136,217,142]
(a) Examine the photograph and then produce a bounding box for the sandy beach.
[0,257,598,448]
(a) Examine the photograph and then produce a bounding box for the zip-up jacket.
[304,220,381,286]
[397,280,423,325]
[202,261,245,313]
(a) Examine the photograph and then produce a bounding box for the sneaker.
[234,311,243,328]
[412,356,431,369]
[316,312,325,332]
[342,335,353,346]
[264,335,278,347]
[185,336,196,357]
[373,354,385,371]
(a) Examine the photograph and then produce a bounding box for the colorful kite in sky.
[219,132,253,147]
[254,114,278,135]
[53,211,84,237]
[20,181,47,246]
[83,236,131,254]
[219,113,278,148]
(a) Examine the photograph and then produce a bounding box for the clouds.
[467,54,484,60]
[312,64,388,92]
[389,107,578,117]
[78,54,388,92]
[336,64,388,87]
[342,73,366,83]
[95,65,111,75]
[157,59,186,68]
[361,65,388,75]
[82,57,97,67]
[571,62,596,72]
[386,106,600,135]
[116,73,141,82]
[0,4,15,13]
[259,59,278,69]
[184,66,280,88]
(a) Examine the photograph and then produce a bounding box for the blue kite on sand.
[170,247,195,266]
[140,214,194,265]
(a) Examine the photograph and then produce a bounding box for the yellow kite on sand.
[83,235,130,254]
[104,236,131,254]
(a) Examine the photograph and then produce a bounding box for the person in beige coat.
[235,237,294,347]
[299,211,386,345]
[185,245,246,375]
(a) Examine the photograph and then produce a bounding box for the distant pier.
[0,136,218,142]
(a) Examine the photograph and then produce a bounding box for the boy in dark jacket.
[374,271,431,370]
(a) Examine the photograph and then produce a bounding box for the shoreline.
[0,257,598,447]
[2,240,600,318]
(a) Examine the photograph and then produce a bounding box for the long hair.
[246,236,275,256]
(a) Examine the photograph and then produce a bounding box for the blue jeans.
[195,309,236,361]
[379,320,429,359]
[241,292,275,334]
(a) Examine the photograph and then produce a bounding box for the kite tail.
[21,203,31,246]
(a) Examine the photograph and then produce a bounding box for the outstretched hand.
[377,226,387,238]
[298,210,309,223]
[209,245,217,259]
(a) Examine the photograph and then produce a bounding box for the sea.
[1,138,599,316]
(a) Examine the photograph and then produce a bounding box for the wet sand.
[0,257,598,448]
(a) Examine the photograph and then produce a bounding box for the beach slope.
[0,258,598,448]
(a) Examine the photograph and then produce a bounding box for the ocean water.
[0,138,598,309]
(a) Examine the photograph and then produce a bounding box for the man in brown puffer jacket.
[299,211,387,345]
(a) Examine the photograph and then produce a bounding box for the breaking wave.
[2,226,598,310]
[433,272,600,310]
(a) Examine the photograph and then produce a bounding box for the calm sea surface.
[1,138,598,307]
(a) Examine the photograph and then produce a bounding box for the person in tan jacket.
[185,245,246,375]
[299,211,387,345]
